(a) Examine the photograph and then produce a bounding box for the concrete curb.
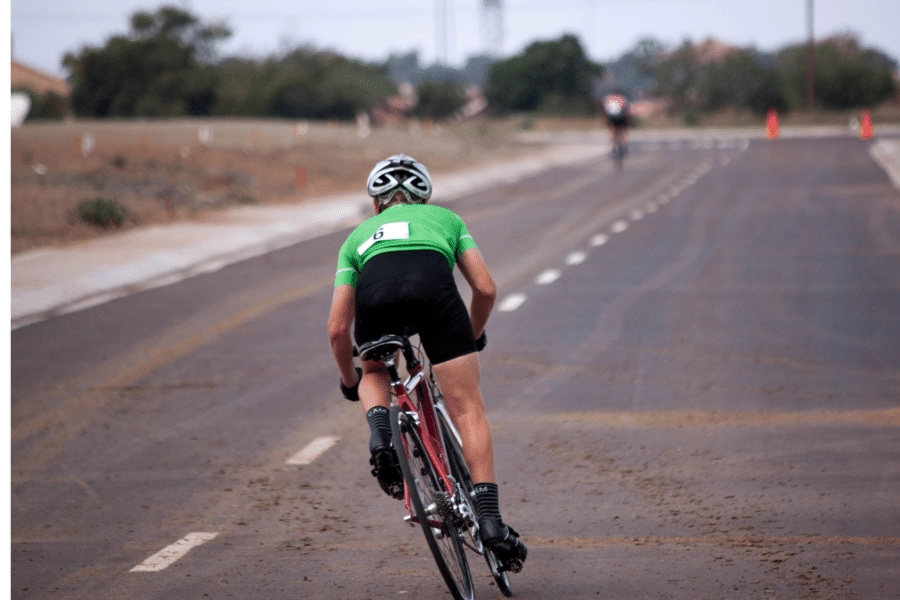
[870,139,900,191]
[11,144,608,328]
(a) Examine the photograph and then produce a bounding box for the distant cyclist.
[602,91,630,157]
[326,154,527,567]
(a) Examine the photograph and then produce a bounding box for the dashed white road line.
[565,251,587,266]
[590,233,609,247]
[629,209,644,221]
[535,269,561,285]
[287,436,340,466]
[130,532,218,572]
[498,293,527,312]
[610,220,629,233]
[645,202,658,213]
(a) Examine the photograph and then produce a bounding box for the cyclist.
[327,154,527,567]
[602,91,630,156]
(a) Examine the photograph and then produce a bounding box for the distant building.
[11,59,70,97]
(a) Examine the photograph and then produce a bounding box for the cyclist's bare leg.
[435,355,527,566]
[432,352,496,484]
[358,358,392,411]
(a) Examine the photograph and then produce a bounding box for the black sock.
[474,482,502,521]
[366,406,391,452]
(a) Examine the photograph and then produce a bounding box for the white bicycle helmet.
[366,154,433,208]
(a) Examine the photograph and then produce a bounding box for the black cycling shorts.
[354,250,477,365]
[607,114,629,127]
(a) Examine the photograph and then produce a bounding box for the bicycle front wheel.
[391,406,474,600]
[439,413,513,597]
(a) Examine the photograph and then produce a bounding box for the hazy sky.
[10,0,900,78]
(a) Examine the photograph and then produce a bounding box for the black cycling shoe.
[369,436,404,500]
[479,517,527,573]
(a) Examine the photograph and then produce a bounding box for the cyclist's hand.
[340,367,363,401]
[475,331,487,352]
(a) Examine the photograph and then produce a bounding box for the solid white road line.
[590,233,609,247]
[610,220,629,233]
[498,293,527,312]
[565,251,587,266]
[535,269,561,285]
[130,532,218,572]
[286,436,340,466]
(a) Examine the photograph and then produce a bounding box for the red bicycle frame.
[392,362,456,525]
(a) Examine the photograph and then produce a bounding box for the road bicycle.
[610,122,629,171]
[357,333,516,600]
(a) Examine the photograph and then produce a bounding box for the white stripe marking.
[610,220,628,233]
[565,251,587,266]
[645,202,658,213]
[590,233,609,247]
[131,532,218,572]
[287,436,340,465]
[629,209,644,221]
[498,293,527,312]
[535,269,561,285]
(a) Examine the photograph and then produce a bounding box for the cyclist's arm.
[327,284,360,387]
[457,248,496,339]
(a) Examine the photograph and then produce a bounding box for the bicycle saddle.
[358,334,405,362]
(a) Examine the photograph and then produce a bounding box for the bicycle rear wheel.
[391,406,474,600]
[439,412,513,597]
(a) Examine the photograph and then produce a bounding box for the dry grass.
[10,117,533,254]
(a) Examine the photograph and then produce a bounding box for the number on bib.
[357,222,410,255]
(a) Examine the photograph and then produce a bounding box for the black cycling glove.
[475,331,487,352]
[340,367,363,401]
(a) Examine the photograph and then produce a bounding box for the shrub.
[77,197,128,228]
[411,81,467,119]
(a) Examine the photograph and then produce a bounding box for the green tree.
[411,81,467,119]
[777,35,897,110]
[63,6,230,117]
[700,50,788,115]
[652,41,701,117]
[484,34,603,114]
[13,88,68,120]
[655,41,788,118]
[213,48,395,120]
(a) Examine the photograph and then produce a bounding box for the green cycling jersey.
[334,203,478,287]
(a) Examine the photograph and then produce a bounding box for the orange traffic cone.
[860,109,873,140]
[765,109,779,139]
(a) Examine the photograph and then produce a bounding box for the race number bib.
[357,221,410,255]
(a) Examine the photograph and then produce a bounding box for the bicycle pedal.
[388,481,404,500]
[501,559,523,574]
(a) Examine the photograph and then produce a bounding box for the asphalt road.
[12,137,900,600]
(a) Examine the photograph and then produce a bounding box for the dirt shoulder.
[11,118,564,255]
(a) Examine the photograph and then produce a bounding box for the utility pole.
[482,0,503,57]
[435,0,448,65]
[805,0,815,111]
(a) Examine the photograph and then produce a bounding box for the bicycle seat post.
[382,355,403,387]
